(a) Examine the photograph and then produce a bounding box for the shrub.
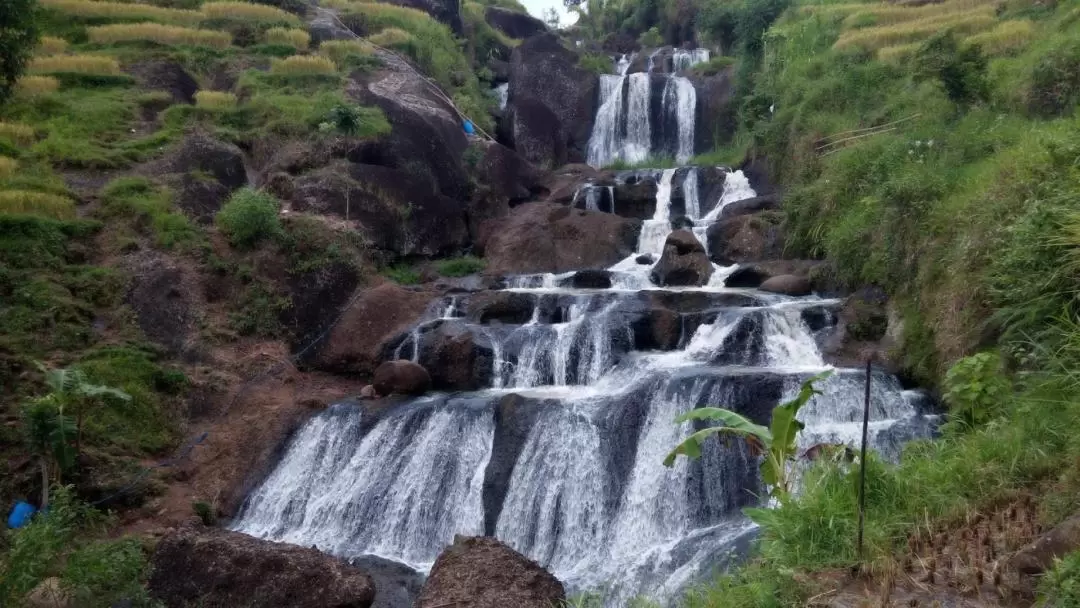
[0,122,35,146]
[0,191,77,219]
[229,281,289,336]
[577,53,612,74]
[87,23,233,48]
[436,255,485,277]
[216,187,282,248]
[37,36,70,56]
[965,19,1034,56]
[195,90,238,109]
[366,27,414,47]
[1027,39,1080,117]
[192,500,217,525]
[1039,550,1080,607]
[200,0,302,25]
[264,26,309,49]
[61,537,153,607]
[0,157,16,178]
[385,263,421,284]
[0,0,41,105]
[318,104,391,137]
[100,177,198,248]
[29,55,121,76]
[690,55,736,76]
[319,38,375,62]
[38,0,204,26]
[914,30,990,105]
[14,75,60,97]
[269,54,337,75]
[943,351,1011,431]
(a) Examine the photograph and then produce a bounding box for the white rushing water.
[672,49,710,72]
[494,82,508,110]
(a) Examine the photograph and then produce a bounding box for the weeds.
[29,55,121,76]
[264,26,309,49]
[87,23,233,48]
[436,255,485,277]
[215,187,282,249]
[384,263,421,285]
[38,0,204,26]
[100,177,199,249]
[194,90,238,110]
[0,191,77,219]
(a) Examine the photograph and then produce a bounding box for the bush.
[216,187,282,248]
[29,55,121,76]
[577,52,612,74]
[1040,550,1080,607]
[229,280,289,336]
[942,351,1011,431]
[1027,39,1080,117]
[269,54,336,75]
[318,103,391,137]
[0,190,77,219]
[38,0,203,26]
[914,31,990,105]
[195,90,238,109]
[0,0,41,105]
[384,263,421,284]
[690,55,736,77]
[436,255,485,277]
[87,23,233,48]
[264,26,309,49]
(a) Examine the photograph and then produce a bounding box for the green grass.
[384,263,421,285]
[99,176,200,249]
[577,52,614,74]
[215,187,283,249]
[436,255,485,277]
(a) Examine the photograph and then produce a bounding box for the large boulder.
[312,283,436,375]
[611,179,658,220]
[724,260,825,289]
[158,133,248,191]
[819,287,901,369]
[416,536,565,608]
[414,323,494,390]
[481,202,640,274]
[692,66,737,155]
[469,142,550,241]
[484,6,546,39]
[162,171,232,224]
[651,230,713,287]
[717,194,781,219]
[127,61,198,104]
[506,34,599,168]
[149,522,376,608]
[706,212,785,265]
[373,360,432,395]
[122,252,202,356]
[1005,512,1080,595]
[758,274,812,296]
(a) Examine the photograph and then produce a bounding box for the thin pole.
[857,357,872,561]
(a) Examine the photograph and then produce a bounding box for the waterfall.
[587,75,628,168]
[625,73,652,164]
[494,82,508,111]
[636,168,676,256]
[703,170,756,221]
[661,77,696,163]
[672,49,710,72]
[616,53,633,75]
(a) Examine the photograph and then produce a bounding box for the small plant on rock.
[216,187,282,249]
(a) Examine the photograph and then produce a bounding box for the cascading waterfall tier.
[234,172,939,607]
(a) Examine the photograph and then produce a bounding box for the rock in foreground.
[373,360,432,396]
[416,536,566,608]
[651,230,713,287]
[149,522,375,608]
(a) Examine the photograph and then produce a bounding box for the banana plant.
[38,364,131,460]
[663,370,833,502]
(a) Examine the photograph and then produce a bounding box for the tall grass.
[264,27,310,49]
[0,123,36,146]
[966,19,1035,55]
[14,76,61,98]
[876,41,920,62]
[833,13,997,50]
[87,23,233,48]
[0,158,17,179]
[842,0,997,28]
[38,0,203,26]
[36,36,69,55]
[318,38,375,65]
[200,1,302,25]
[367,27,415,47]
[0,191,77,219]
[269,54,337,75]
[194,90,238,109]
[29,55,122,76]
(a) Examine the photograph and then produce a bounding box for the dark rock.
[611,180,658,219]
[739,155,776,196]
[157,133,247,191]
[123,253,200,355]
[162,172,232,224]
[631,307,683,350]
[692,67,737,156]
[724,260,824,289]
[349,555,424,608]
[416,536,565,608]
[1006,512,1080,595]
[149,522,375,608]
[601,32,639,54]
[570,269,613,289]
[717,194,781,219]
[820,287,898,369]
[543,163,604,205]
[724,265,769,289]
[483,394,545,533]
[415,322,494,391]
[481,202,640,274]
[384,0,463,34]
[466,291,536,324]
[373,360,432,396]
[651,230,713,287]
[758,274,812,296]
[705,213,785,265]
[360,385,377,399]
[470,142,550,241]
[506,34,598,168]
[484,6,546,39]
[284,258,361,350]
[312,284,436,376]
[671,216,694,230]
[635,254,654,265]
[127,61,198,104]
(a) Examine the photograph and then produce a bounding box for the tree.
[542,7,562,29]
[664,371,832,502]
[0,0,40,105]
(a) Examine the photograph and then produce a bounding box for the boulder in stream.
[373,360,432,396]
[651,229,713,287]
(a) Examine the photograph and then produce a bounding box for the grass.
[318,38,376,67]
[264,26,310,49]
[841,0,998,28]
[15,76,61,98]
[269,54,337,76]
[384,263,421,284]
[0,122,36,147]
[0,158,17,179]
[436,255,485,277]
[367,27,415,47]
[833,12,998,51]
[38,0,204,26]
[215,187,282,249]
[99,177,199,249]
[194,90,238,109]
[87,23,234,48]
[200,1,302,25]
[690,55,737,76]
[0,191,77,219]
[36,36,69,55]
[965,19,1036,55]
[29,55,121,76]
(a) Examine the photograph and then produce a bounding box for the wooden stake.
[857,357,872,561]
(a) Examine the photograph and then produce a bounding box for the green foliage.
[690,55,737,76]
[1027,38,1080,117]
[229,281,289,337]
[942,351,1010,431]
[0,487,88,604]
[62,537,153,606]
[101,176,199,249]
[192,500,217,526]
[683,561,807,608]
[216,187,283,249]
[914,31,990,106]
[318,103,391,137]
[1039,550,1080,607]
[577,52,613,74]
[436,255,485,277]
[384,263,421,285]
[638,26,663,47]
[665,371,831,501]
[0,0,41,105]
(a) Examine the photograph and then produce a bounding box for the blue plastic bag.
[463,120,475,135]
[7,501,36,529]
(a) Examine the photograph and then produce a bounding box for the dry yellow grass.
[319,39,375,65]
[88,23,233,48]
[367,27,415,47]
[36,36,69,55]
[319,0,355,8]
[264,27,310,49]
[834,13,997,51]
[965,19,1035,55]
[200,1,302,25]
[269,54,337,75]
[195,90,238,109]
[0,157,18,179]
[29,54,122,75]
[15,76,61,98]
[38,0,203,26]
[0,122,36,146]
[843,0,997,28]
[0,191,77,220]
[876,41,921,62]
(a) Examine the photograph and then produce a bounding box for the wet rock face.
[758,274,812,296]
[706,212,785,265]
[481,202,640,275]
[505,34,599,168]
[149,522,376,608]
[416,536,566,608]
[414,322,495,391]
[651,229,714,287]
[373,360,432,396]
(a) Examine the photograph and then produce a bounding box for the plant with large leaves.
[663,370,833,502]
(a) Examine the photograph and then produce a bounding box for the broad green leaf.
[663,425,763,467]
[674,407,773,442]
